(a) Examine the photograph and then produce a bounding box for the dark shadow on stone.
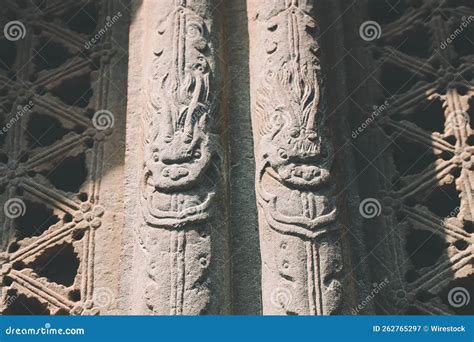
[224,0,262,315]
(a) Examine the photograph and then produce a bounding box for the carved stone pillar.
[247,0,356,315]
[122,0,231,315]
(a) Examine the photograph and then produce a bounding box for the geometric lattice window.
[0,0,128,315]
[352,0,473,315]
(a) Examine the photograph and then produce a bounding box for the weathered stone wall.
[0,0,472,316]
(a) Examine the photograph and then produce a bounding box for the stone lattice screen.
[0,0,129,315]
[344,0,473,315]
[0,0,472,316]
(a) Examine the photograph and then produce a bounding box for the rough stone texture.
[247,0,369,315]
[121,0,231,315]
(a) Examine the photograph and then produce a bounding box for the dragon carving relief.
[256,1,337,240]
[142,1,220,229]
[253,0,344,315]
[136,0,226,315]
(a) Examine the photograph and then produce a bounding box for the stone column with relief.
[122,0,231,315]
[248,0,357,315]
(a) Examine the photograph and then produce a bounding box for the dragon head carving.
[257,62,332,189]
[141,9,219,228]
[145,121,214,191]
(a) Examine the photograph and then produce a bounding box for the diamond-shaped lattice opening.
[43,153,88,193]
[15,200,60,239]
[68,289,81,302]
[33,38,75,71]
[61,2,99,35]
[406,229,448,268]
[50,72,93,108]
[452,21,474,58]
[380,63,420,97]
[26,113,70,149]
[464,221,473,234]
[446,0,474,8]
[425,182,460,218]
[2,290,50,315]
[409,98,446,134]
[468,98,474,131]
[0,39,16,71]
[387,25,432,59]
[392,141,436,177]
[367,0,409,25]
[29,241,79,287]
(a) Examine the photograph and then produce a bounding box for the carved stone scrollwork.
[249,0,344,315]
